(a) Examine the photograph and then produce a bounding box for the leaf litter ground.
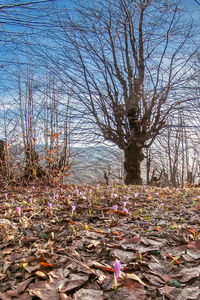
[1,184,200,300]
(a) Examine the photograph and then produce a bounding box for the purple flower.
[48,203,52,210]
[124,195,129,201]
[134,192,139,198]
[16,207,21,217]
[123,207,129,214]
[113,205,118,211]
[122,201,126,208]
[75,188,79,197]
[60,188,63,192]
[55,194,59,200]
[29,198,33,205]
[114,258,121,281]
[71,204,76,214]
[32,186,35,190]
[4,193,8,200]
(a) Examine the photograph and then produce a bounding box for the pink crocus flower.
[123,207,129,214]
[114,258,121,293]
[75,188,79,197]
[134,192,139,198]
[4,193,8,200]
[122,201,126,208]
[113,205,118,211]
[55,194,59,200]
[114,258,121,280]
[124,195,129,201]
[114,193,118,198]
[29,198,33,205]
[32,186,35,190]
[48,203,52,210]
[60,188,63,192]
[16,207,21,217]
[71,204,76,214]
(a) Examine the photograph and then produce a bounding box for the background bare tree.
[147,106,200,187]
[0,0,75,183]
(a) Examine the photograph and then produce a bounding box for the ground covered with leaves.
[1,184,200,300]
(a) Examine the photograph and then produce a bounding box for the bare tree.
[0,0,74,183]
[41,76,74,180]
[147,106,200,187]
[45,0,199,185]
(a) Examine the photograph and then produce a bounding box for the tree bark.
[0,140,6,163]
[124,144,144,185]
[0,140,6,176]
[23,145,46,180]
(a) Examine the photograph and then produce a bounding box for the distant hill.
[68,145,124,184]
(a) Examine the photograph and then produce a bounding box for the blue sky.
[56,0,200,21]
[182,0,200,9]
[57,0,200,9]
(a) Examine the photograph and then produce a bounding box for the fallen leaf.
[35,271,48,279]
[159,285,180,300]
[176,266,200,283]
[186,248,200,260]
[16,277,34,294]
[123,272,146,286]
[74,288,103,300]
[113,249,137,263]
[40,262,54,267]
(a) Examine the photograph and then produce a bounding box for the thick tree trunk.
[0,140,6,176]
[0,140,6,163]
[124,144,144,185]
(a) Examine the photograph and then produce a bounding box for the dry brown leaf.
[0,292,12,300]
[122,272,146,286]
[16,277,34,294]
[73,288,104,300]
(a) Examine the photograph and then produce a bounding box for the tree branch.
[194,0,200,6]
[0,0,55,10]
